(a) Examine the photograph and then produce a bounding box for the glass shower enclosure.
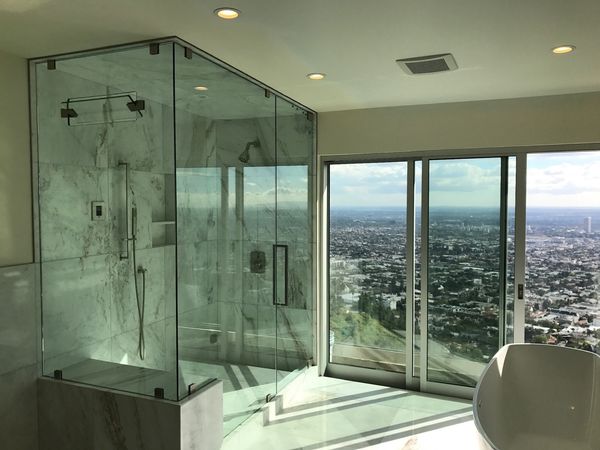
[30,38,315,435]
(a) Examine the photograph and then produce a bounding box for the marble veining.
[0,264,37,376]
[39,163,112,260]
[42,253,113,368]
[37,376,223,450]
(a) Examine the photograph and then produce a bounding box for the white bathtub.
[473,344,600,450]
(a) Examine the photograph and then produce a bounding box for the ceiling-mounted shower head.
[238,139,261,164]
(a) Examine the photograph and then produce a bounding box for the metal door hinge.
[154,387,165,399]
[149,43,160,55]
[126,99,145,113]
[60,108,78,119]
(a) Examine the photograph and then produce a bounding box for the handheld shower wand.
[131,205,146,361]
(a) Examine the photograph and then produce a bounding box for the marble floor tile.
[223,375,479,450]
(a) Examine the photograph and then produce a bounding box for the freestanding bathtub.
[473,344,600,450]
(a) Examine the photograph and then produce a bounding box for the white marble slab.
[180,380,223,450]
[38,377,223,450]
[42,254,112,367]
[38,163,112,261]
[0,264,37,376]
[0,364,39,450]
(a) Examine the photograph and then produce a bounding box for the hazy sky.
[329,152,600,208]
[527,152,600,207]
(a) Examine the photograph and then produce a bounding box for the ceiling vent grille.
[396,53,458,75]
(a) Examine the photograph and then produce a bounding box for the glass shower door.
[174,44,277,435]
[274,98,315,392]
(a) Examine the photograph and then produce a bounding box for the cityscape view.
[525,208,600,350]
[329,154,600,384]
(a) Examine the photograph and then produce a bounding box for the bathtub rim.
[472,343,598,450]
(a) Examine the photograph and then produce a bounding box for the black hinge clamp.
[60,108,78,119]
[126,99,145,113]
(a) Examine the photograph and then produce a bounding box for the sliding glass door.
[326,157,515,393]
[326,149,600,397]
[328,162,409,378]
[421,157,512,393]
[525,152,600,351]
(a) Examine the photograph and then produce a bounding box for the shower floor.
[60,358,289,436]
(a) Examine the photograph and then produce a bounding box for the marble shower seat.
[38,376,223,450]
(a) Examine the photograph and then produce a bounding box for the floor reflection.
[223,370,480,450]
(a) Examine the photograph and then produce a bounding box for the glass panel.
[36,43,178,399]
[525,152,600,351]
[329,162,408,372]
[414,161,422,377]
[174,44,276,435]
[505,157,517,343]
[274,98,315,391]
[426,158,502,387]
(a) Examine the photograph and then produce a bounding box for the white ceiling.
[1,0,599,112]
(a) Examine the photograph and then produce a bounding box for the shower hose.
[131,208,146,361]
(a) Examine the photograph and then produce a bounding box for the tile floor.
[223,372,482,449]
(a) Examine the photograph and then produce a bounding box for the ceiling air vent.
[396,53,458,75]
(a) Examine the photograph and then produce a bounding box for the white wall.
[318,91,600,156]
[0,49,31,266]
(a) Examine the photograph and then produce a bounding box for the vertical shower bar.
[119,161,130,260]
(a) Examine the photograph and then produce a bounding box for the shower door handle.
[119,161,130,260]
[273,244,288,306]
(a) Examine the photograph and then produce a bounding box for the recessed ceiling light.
[194,86,208,91]
[307,73,326,80]
[214,7,240,19]
[552,45,575,54]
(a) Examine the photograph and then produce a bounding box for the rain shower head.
[238,139,261,164]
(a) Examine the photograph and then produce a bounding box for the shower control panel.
[91,201,106,221]
[250,250,266,273]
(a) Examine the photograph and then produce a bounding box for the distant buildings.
[330,207,600,360]
[584,216,592,233]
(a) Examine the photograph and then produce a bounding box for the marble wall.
[38,377,223,450]
[35,57,179,399]
[0,263,39,450]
